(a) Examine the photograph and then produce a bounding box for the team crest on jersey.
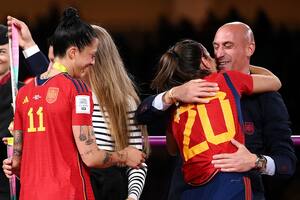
[243,122,254,135]
[75,95,90,114]
[46,87,59,104]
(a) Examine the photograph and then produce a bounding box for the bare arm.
[163,79,219,104]
[11,130,23,177]
[73,125,145,169]
[250,66,282,93]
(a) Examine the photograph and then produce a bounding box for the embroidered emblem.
[33,94,41,100]
[243,122,255,135]
[46,87,59,104]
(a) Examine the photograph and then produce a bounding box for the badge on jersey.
[46,87,59,104]
[75,95,90,114]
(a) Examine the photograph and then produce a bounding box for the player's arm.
[250,66,282,93]
[11,130,23,177]
[72,125,146,169]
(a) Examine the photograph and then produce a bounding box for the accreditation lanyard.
[52,62,68,73]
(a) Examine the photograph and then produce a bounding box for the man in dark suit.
[136,22,296,200]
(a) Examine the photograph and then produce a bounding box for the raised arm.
[136,79,219,125]
[250,66,282,93]
[7,16,49,75]
[72,125,145,169]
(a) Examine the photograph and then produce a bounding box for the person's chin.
[218,64,232,71]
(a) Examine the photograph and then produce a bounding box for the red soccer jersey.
[14,73,94,200]
[171,70,253,185]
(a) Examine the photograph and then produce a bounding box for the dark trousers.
[90,167,128,200]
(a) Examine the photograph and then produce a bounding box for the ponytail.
[151,49,181,92]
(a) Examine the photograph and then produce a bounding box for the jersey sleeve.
[70,80,94,126]
[227,70,253,95]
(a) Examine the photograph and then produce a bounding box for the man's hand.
[2,158,13,178]
[172,79,219,104]
[211,139,257,172]
[122,146,146,169]
[7,16,36,49]
[2,137,8,145]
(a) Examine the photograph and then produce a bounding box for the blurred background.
[1,0,300,199]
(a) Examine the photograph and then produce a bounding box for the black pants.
[90,167,128,200]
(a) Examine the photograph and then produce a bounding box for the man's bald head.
[220,22,255,44]
[213,22,255,73]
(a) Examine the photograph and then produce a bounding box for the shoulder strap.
[223,72,244,125]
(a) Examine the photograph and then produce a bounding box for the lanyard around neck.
[52,62,68,73]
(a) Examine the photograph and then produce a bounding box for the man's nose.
[214,47,224,59]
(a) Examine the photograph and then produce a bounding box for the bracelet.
[168,88,177,104]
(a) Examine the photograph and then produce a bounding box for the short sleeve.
[226,70,253,95]
[70,81,94,126]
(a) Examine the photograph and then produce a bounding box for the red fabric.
[171,71,253,185]
[0,72,10,85]
[14,74,94,200]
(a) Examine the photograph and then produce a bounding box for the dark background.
[1,1,299,199]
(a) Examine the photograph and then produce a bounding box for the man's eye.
[224,43,233,48]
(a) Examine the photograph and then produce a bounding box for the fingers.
[7,16,22,28]
[212,153,232,160]
[190,79,206,83]
[220,168,237,172]
[230,139,243,148]
[2,159,13,178]
[211,157,231,165]
[196,81,219,89]
[3,158,12,165]
[2,137,8,145]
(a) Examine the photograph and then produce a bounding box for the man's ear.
[247,42,255,57]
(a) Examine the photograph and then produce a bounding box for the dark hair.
[51,7,97,57]
[0,24,8,45]
[151,39,210,92]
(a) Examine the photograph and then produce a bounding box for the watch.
[255,154,267,172]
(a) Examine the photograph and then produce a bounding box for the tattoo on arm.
[80,149,94,157]
[85,127,95,145]
[79,126,87,141]
[78,126,95,145]
[103,151,113,165]
[13,130,23,157]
